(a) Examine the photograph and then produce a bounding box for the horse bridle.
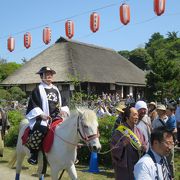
[77,115,99,142]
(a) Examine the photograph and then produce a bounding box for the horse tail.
[8,151,17,168]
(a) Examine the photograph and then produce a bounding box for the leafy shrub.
[0,88,11,102]
[98,116,116,167]
[5,110,24,146]
[7,110,24,126]
[8,86,26,102]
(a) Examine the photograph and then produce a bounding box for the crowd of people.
[110,99,179,180]
[0,65,179,180]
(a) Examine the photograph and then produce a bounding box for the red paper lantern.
[154,0,166,16]
[120,3,130,25]
[90,12,100,33]
[43,27,51,45]
[24,32,32,49]
[7,37,15,52]
[65,20,74,39]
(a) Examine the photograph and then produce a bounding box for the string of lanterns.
[7,0,165,52]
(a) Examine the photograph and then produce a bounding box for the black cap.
[36,66,56,74]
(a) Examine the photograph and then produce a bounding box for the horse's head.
[77,107,101,152]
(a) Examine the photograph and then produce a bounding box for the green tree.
[145,32,180,101]
[145,32,164,49]
[0,61,22,82]
[118,50,130,60]
[129,48,152,70]
[167,31,179,41]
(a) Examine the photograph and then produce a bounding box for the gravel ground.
[0,163,35,180]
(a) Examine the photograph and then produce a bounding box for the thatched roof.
[1,37,146,86]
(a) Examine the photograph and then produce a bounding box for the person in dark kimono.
[0,107,10,157]
[110,107,147,180]
[26,66,62,165]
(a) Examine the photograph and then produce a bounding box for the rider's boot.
[28,149,38,165]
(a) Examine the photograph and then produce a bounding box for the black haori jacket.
[26,82,62,129]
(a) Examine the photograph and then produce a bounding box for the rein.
[99,128,142,155]
[49,120,78,147]
[98,134,125,155]
[49,115,99,146]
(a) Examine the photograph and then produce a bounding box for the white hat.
[60,106,70,117]
[135,101,147,111]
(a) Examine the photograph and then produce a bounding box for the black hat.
[36,66,56,74]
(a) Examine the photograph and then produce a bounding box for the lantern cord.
[108,16,157,33]
[0,1,128,40]
[1,2,180,40]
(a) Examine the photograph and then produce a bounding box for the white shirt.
[134,151,164,180]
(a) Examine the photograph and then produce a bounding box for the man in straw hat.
[148,102,158,122]
[112,104,126,135]
[152,104,168,129]
[26,66,62,165]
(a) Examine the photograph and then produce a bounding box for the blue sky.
[0,0,179,64]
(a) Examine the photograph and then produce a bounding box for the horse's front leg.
[67,164,78,180]
[15,150,26,180]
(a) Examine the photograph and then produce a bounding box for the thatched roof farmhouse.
[1,37,146,104]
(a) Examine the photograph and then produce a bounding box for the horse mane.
[18,107,98,130]
[58,107,98,129]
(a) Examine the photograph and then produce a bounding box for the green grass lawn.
[0,147,179,180]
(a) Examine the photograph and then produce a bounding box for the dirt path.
[0,163,35,180]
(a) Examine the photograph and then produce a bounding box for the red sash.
[22,127,30,145]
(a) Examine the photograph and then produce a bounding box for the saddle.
[22,118,63,153]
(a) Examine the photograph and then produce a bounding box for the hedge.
[5,110,24,146]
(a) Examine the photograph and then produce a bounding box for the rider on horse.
[26,66,62,165]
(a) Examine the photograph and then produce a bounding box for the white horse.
[10,107,101,180]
